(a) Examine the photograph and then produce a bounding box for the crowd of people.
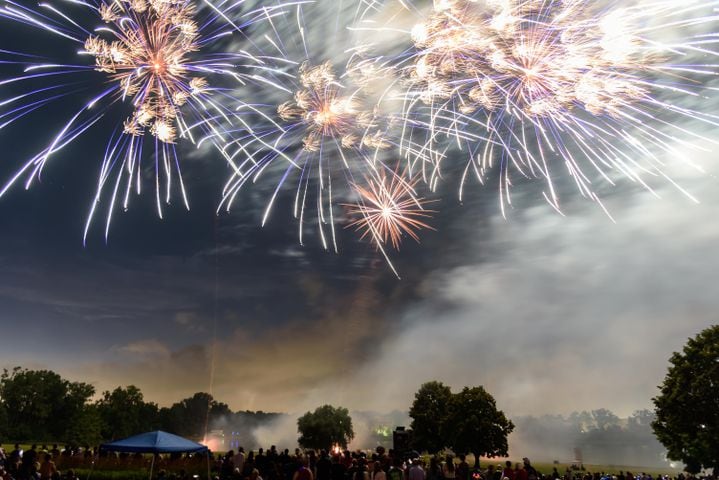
[0,443,715,480]
[204,449,714,480]
[0,444,95,480]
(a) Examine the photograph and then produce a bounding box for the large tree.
[163,392,232,439]
[96,385,160,440]
[297,405,354,450]
[653,325,719,473]
[0,367,95,441]
[441,386,514,468]
[65,404,104,446]
[409,381,453,453]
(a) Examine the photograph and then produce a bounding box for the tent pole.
[149,454,155,480]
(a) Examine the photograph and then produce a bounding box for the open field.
[437,457,684,476]
[512,462,682,476]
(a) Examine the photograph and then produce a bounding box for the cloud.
[17,147,718,422]
[174,312,207,333]
[115,339,172,358]
[64,273,392,409]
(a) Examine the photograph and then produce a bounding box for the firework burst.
[346,169,435,250]
[375,0,719,215]
[219,59,399,252]
[0,0,289,240]
[84,0,207,145]
[277,61,389,154]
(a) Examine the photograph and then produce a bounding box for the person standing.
[502,462,515,480]
[522,459,537,480]
[331,454,347,480]
[427,458,442,480]
[443,456,457,480]
[232,447,245,472]
[372,462,387,480]
[295,460,315,480]
[39,454,58,480]
[456,456,469,480]
[317,451,332,480]
[354,459,370,480]
[387,459,404,480]
[408,460,426,480]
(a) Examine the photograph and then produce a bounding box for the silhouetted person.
[372,462,386,480]
[456,456,469,480]
[295,460,314,480]
[39,454,58,480]
[317,451,332,480]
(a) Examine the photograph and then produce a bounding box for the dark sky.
[0,0,717,426]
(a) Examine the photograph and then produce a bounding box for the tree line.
[510,409,665,466]
[0,367,271,444]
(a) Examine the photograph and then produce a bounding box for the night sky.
[0,0,717,427]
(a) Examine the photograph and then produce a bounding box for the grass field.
[513,461,682,476]
[418,456,682,476]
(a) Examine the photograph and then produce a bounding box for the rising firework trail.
[0,0,291,240]
[361,0,719,216]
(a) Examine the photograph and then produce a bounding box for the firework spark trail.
[203,1,440,272]
[358,0,719,215]
[0,0,293,240]
[220,60,391,249]
[346,168,435,251]
[215,32,436,268]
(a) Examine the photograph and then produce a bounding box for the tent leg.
[149,454,155,480]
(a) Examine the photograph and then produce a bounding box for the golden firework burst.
[277,61,388,152]
[84,0,206,143]
[347,171,435,250]
[409,0,648,120]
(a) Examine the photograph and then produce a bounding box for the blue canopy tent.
[100,431,210,479]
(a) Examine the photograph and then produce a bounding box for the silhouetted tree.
[409,381,452,453]
[65,404,103,446]
[653,325,719,473]
[441,386,514,469]
[96,385,160,439]
[164,392,232,439]
[0,367,95,441]
[0,400,7,436]
[297,405,354,450]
